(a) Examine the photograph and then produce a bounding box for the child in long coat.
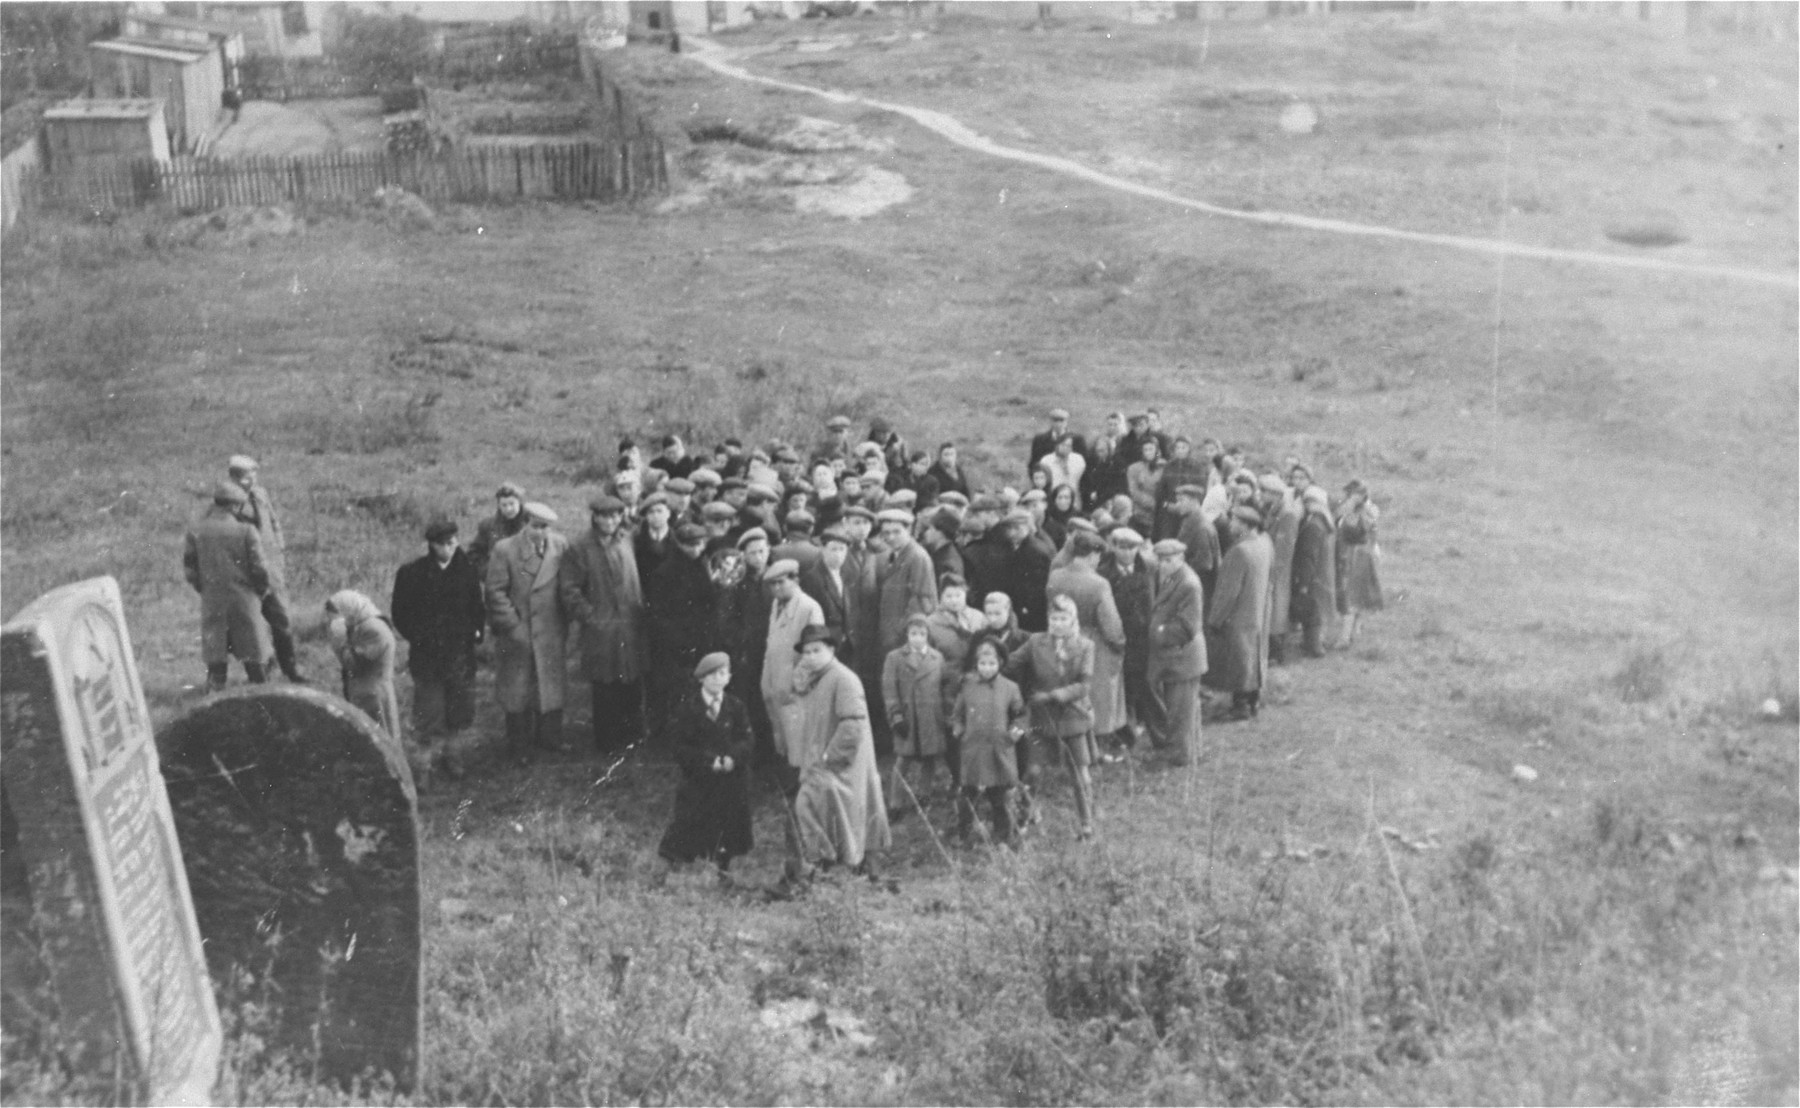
[658,652,754,874]
[882,613,949,820]
[951,638,1026,847]
[1005,593,1098,839]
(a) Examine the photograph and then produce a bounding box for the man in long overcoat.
[1261,475,1302,663]
[1205,506,1273,721]
[486,502,571,758]
[646,522,717,743]
[761,559,825,782]
[801,528,857,669]
[1047,531,1128,745]
[184,481,273,690]
[790,625,891,879]
[1172,484,1222,616]
[229,455,305,682]
[1290,485,1338,658]
[391,518,484,776]
[875,509,937,655]
[995,510,1052,633]
[560,494,648,754]
[1147,538,1208,764]
[1099,526,1160,749]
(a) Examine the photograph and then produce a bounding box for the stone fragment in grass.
[1510,763,1538,783]
[1603,220,1686,247]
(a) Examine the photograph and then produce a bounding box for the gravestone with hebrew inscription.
[0,576,222,1104]
[157,685,422,1092]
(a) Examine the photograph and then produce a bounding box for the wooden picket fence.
[12,139,667,218]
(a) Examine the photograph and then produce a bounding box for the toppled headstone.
[158,686,421,1092]
[1,577,221,1104]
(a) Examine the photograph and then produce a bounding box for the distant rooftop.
[90,37,215,63]
[44,98,164,121]
[123,11,246,37]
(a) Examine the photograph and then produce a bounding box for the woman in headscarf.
[1004,593,1097,840]
[325,590,403,751]
[1125,438,1164,535]
[1044,483,1079,552]
[1334,479,1384,648]
[658,652,754,876]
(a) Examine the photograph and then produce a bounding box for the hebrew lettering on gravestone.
[0,576,222,1105]
[157,686,422,1093]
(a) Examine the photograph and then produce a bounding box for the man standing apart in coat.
[392,518,484,779]
[228,455,306,682]
[1147,538,1208,765]
[184,481,273,690]
[1206,506,1273,722]
[790,625,891,881]
[560,494,648,755]
[1290,485,1338,659]
[486,502,571,760]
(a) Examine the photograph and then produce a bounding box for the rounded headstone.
[157,686,420,1092]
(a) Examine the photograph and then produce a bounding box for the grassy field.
[2,4,1796,1104]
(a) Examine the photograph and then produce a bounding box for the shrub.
[1610,644,1670,703]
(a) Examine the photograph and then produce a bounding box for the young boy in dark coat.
[658,652,755,874]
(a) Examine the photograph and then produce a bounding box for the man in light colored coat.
[559,494,647,755]
[1206,506,1273,721]
[229,455,305,682]
[1260,474,1302,663]
[761,559,825,776]
[184,480,273,690]
[486,502,570,760]
[1046,531,1128,746]
[1147,537,1207,765]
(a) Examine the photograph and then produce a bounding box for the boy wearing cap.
[184,481,274,690]
[486,503,571,759]
[560,495,649,754]
[392,519,485,776]
[658,652,754,876]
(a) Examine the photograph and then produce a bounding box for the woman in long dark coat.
[658,652,754,873]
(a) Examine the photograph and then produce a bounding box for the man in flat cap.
[486,502,571,759]
[184,480,274,691]
[1100,526,1160,752]
[725,528,777,766]
[663,477,698,530]
[1206,506,1272,722]
[816,414,856,467]
[228,455,305,682]
[995,509,1052,633]
[788,624,890,886]
[635,491,675,584]
[701,499,739,551]
[1259,473,1302,664]
[773,509,822,577]
[1172,483,1222,612]
[646,521,717,747]
[1028,407,1087,475]
[392,518,485,778]
[761,558,825,793]
[1147,537,1208,764]
[802,528,858,670]
[560,494,648,755]
[875,508,937,655]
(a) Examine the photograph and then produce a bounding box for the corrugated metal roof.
[90,38,214,63]
[44,98,165,121]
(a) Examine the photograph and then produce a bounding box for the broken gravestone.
[157,686,422,1093]
[0,577,222,1104]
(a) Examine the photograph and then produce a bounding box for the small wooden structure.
[119,11,247,93]
[40,99,172,176]
[88,38,225,155]
[628,0,751,37]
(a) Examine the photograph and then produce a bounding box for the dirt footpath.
[212,99,386,159]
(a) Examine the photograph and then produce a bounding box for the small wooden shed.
[119,12,247,93]
[88,38,225,155]
[40,99,172,175]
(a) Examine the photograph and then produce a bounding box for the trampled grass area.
[2,5,1796,1104]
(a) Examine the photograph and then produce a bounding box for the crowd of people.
[183,410,1384,892]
